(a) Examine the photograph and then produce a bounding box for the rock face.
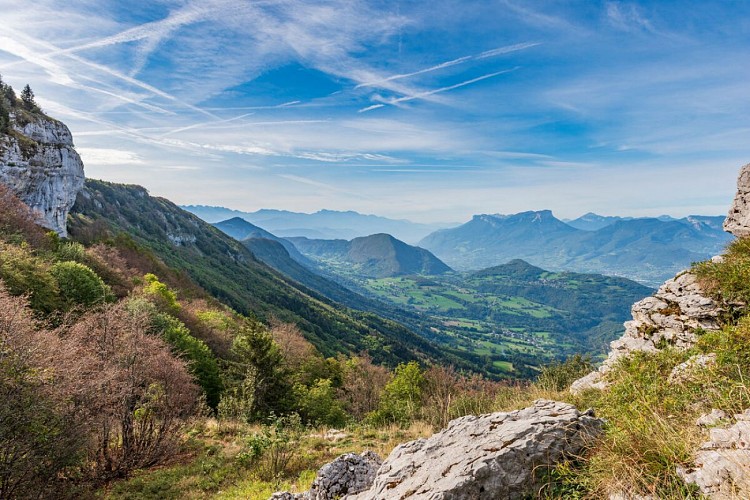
[570,270,722,393]
[724,163,750,237]
[271,451,382,500]
[678,409,750,499]
[348,400,602,500]
[0,112,85,237]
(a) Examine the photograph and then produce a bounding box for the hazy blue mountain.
[419,211,732,286]
[418,210,578,271]
[289,233,452,278]
[212,217,311,266]
[566,213,632,231]
[182,205,453,243]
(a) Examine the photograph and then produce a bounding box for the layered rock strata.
[0,113,85,237]
[570,270,723,393]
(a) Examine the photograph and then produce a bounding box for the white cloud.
[77,148,144,165]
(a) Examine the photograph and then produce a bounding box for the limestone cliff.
[0,111,85,237]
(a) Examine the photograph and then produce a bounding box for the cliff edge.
[0,108,85,237]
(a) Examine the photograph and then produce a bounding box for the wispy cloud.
[355,42,539,89]
[360,68,518,112]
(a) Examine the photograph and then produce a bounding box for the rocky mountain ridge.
[419,210,732,285]
[0,110,84,237]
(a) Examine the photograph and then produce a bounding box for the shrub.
[0,286,86,498]
[51,260,112,309]
[143,273,180,315]
[0,242,60,314]
[151,312,223,409]
[293,378,348,427]
[369,361,424,426]
[0,183,47,247]
[338,354,389,420]
[239,413,304,482]
[59,303,200,479]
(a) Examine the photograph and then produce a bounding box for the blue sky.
[0,0,748,223]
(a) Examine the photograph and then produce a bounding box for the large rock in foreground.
[271,451,382,500]
[724,163,750,237]
[349,400,602,500]
[0,112,85,237]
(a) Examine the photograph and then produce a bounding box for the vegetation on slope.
[68,179,479,370]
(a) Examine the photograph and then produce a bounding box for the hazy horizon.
[181,202,728,227]
[1,0,748,224]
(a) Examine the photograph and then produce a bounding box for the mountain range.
[182,205,452,243]
[419,210,732,286]
[288,233,452,278]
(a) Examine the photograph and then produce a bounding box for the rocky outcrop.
[724,163,750,237]
[0,112,85,237]
[271,401,602,500]
[570,270,723,393]
[271,451,382,500]
[347,400,602,500]
[678,409,750,499]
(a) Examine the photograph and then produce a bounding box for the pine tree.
[20,84,36,111]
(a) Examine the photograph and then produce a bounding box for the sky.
[0,0,748,224]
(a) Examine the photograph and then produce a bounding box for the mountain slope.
[289,233,452,278]
[213,217,311,266]
[67,179,463,367]
[419,210,732,285]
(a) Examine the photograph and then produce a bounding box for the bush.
[239,413,304,482]
[0,287,86,498]
[369,361,424,425]
[51,260,112,309]
[152,312,223,409]
[0,242,60,314]
[293,378,348,427]
[144,273,180,315]
[59,303,200,479]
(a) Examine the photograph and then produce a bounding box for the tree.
[0,286,86,498]
[370,361,425,425]
[20,84,36,111]
[219,320,291,421]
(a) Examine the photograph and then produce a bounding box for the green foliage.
[220,321,291,421]
[293,378,348,427]
[0,243,61,314]
[144,273,181,315]
[0,354,86,499]
[370,361,425,425]
[152,312,223,409]
[238,413,304,483]
[536,354,594,391]
[20,84,37,112]
[51,260,112,308]
[694,237,750,306]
